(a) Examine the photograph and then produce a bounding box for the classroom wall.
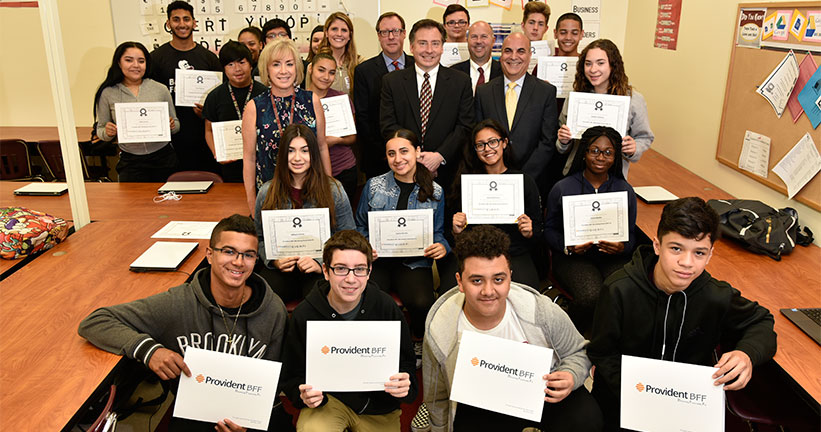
[620,0,821,244]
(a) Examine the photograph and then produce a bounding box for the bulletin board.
[109,0,379,53]
[717,2,821,211]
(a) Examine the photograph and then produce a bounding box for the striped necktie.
[420,72,432,139]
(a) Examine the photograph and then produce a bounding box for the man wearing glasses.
[442,4,469,43]
[280,230,418,432]
[79,214,290,431]
[354,12,414,179]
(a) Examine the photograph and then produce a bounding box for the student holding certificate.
[545,126,637,334]
[556,39,654,179]
[307,51,358,205]
[242,38,332,214]
[202,41,267,182]
[94,41,179,182]
[255,124,354,303]
[355,129,450,347]
[439,119,543,292]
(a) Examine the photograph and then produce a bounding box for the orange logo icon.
[636,382,645,392]
[321,346,330,355]
[471,357,479,366]
[196,374,205,383]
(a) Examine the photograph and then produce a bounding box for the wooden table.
[630,150,821,404]
[0,126,94,142]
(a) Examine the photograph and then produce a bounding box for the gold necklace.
[217,289,246,346]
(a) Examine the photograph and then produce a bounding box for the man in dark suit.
[380,19,474,191]
[354,12,413,179]
[450,21,502,94]
[474,32,558,196]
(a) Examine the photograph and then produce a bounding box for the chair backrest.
[0,139,32,179]
[37,140,91,180]
[167,170,224,183]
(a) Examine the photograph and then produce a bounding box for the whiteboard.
[109,0,379,54]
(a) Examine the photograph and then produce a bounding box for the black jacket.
[281,280,418,415]
[587,245,777,427]
[450,58,502,87]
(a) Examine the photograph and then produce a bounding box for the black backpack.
[707,199,814,261]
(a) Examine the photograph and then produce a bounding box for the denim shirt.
[255,177,355,266]
[355,172,450,269]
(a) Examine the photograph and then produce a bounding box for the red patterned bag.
[0,207,69,259]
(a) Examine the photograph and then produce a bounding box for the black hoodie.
[587,245,776,428]
[280,280,419,415]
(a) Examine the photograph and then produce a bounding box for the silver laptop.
[14,183,68,196]
[780,308,821,346]
[129,241,198,272]
[633,186,678,204]
[157,181,213,194]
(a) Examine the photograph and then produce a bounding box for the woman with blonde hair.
[242,37,331,213]
[306,12,361,94]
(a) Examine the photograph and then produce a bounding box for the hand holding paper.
[148,347,191,380]
[517,214,533,238]
[543,370,574,403]
[384,372,411,398]
[299,384,324,408]
[423,243,447,260]
[215,419,246,432]
[712,350,752,390]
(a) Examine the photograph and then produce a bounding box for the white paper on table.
[566,92,630,139]
[738,130,771,178]
[620,355,724,432]
[562,191,629,247]
[211,120,244,162]
[441,42,469,67]
[261,208,330,259]
[175,69,223,107]
[151,221,219,239]
[772,132,821,199]
[174,348,282,429]
[450,331,553,422]
[368,209,433,257]
[757,50,799,118]
[461,174,524,224]
[114,102,171,143]
[320,95,356,137]
[537,57,579,98]
[305,321,400,392]
[528,40,552,73]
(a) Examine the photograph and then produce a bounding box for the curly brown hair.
[574,39,632,96]
[454,225,511,273]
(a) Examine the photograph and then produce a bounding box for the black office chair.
[0,139,43,181]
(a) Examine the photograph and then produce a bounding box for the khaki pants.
[297,394,401,432]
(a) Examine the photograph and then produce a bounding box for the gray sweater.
[95,78,180,155]
[422,282,592,432]
[78,268,287,368]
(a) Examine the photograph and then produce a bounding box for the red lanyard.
[270,89,295,138]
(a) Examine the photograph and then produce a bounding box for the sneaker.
[410,403,431,432]
[414,341,423,369]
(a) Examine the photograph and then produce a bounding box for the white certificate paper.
[305,321,400,392]
[772,132,821,199]
[562,191,629,247]
[151,221,218,239]
[368,209,434,257]
[211,120,244,162]
[175,69,223,107]
[621,355,724,432]
[450,331,553,422]
[114,102,171,143]
[174,348,282,429]
[460,174,524,224]
[320,95,356,137]
[528,39,552,73]
[261,208,331,259]
[738,130,771,178]
[441,42,469,67]
[566,92,631,139]
[537,57,579,98]
[757,50,799,118]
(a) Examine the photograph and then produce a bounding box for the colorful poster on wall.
[773,10,792,41]
[790,9,808,41]
[806,11,821,42]
[489,0,513,10]
[433,0,460,6]
[762,12,776,40]
[786,54,819,123]
[654,0,683,50]
[737,8,766,49]
[466,0,489,7]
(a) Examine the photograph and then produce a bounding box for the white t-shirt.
[457,299,528,343]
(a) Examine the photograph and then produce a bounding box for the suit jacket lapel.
[512,75,535,130]
[492,78,510,134]
[402,69,422,131]
[429,66,447,124]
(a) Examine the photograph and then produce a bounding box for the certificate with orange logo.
[174,348,282,429]
[620,355,724,432]
[450,331,553,421]
[305,321,401,391]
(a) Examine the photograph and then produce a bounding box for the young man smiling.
[416,225,601,432]
[588,197,777,430]
[554,13,584,57]
[280,230,418,432]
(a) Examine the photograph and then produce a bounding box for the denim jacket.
[355,172,450,269]
[254,177,355,266]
